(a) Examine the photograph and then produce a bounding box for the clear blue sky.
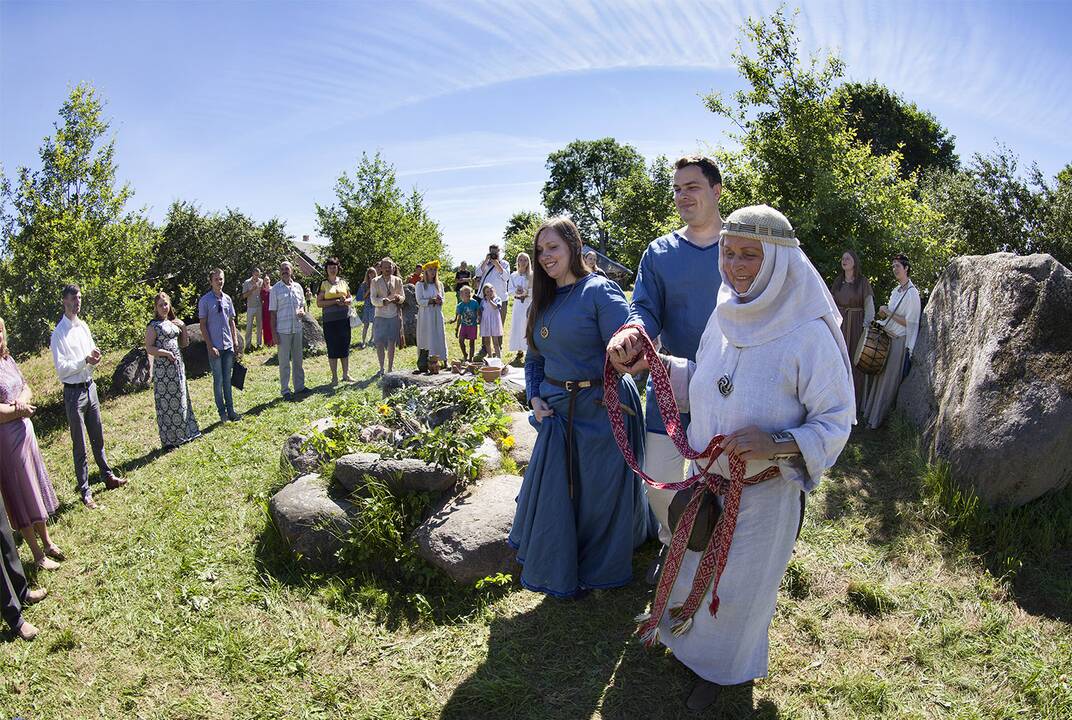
[2,0,1070,265]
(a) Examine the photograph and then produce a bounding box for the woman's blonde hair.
[153,291,178,321]
[0,315,8,359]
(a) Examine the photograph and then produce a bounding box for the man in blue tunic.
[607,156,724,569]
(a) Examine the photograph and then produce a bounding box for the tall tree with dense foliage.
[150,202,294,320]
[0,84,156,354]
[541,138,644,255]
[606,155,678,270]
[704,8,946,298]
[833,81,958,179]
[920,148,1071,269]
[316,152,445,280]
[502,210,545,264]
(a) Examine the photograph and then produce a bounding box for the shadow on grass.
[439,541,779,720]
[820,415,1072,623]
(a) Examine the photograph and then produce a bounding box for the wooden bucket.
[854,321,892,375]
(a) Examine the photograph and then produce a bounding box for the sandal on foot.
[44,545,66,561]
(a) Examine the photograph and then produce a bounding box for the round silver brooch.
[718,374,734,397]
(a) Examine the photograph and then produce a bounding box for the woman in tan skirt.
[829,249,874,408]
[861,253,921,429]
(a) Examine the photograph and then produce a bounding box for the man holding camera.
[476,245,511,324]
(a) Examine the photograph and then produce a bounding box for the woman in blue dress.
[509,217,654,598]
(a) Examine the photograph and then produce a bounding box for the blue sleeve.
[595,279,632,347]
[524,349,545,404]
[627,246,663,339]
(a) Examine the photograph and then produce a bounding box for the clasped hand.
[606,327,648,374]
[530,397,554,423]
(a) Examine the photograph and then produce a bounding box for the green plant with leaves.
[0,83,157,353]
[704,6,948,298]
[316,152,447,281]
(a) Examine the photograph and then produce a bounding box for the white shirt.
[269,280,306,335]
[881,282,922,352]
[476,258,511,300]
[50,314,97,384]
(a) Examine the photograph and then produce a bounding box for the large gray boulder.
[507,410,539,470]
[898,253,1072,506]
[110,347,152,395]
[402,284,418,347]
[299,313,326,355]
[269,473,354,570]
[181,322,245,378]
[334,452,459,495]
[413,474,522,584]
[281,417,336,474]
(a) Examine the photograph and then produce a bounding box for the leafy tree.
[0,84,156,354]
[502,210,545,265]
[541,138,645,255]
[316,152,445,281]
[833,81,958,179]
[704,7,946,298]
[920,147,1071,269]
[150,202,294,320]
[606,155,679,270]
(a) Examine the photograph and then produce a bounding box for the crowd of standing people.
[0,154,925,715]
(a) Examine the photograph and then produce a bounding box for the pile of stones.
[270,373,538,584]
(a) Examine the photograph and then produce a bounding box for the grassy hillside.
[1,301,1069,719]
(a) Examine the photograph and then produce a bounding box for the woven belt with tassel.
[603,324,780,645]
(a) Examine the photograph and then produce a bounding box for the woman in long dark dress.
[829,249,874,407]
[509,217,653,598]
[145,292,201,449]
[260,273,275,347]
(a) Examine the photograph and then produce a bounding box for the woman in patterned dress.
[145,292,201,449]
[0,315,64,571]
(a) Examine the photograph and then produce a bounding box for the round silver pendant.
[718,374,733,396]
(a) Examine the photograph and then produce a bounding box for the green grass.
[1,304,1070,719]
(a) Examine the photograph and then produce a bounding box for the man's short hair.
[209,268,224,279]
[674,155,722,187]
[489,244,500,251]
[252,267,261,274]
[62,283,81,299]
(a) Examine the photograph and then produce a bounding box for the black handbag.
[668,486,722,552]
[231,359,247,390]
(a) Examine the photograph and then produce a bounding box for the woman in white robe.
[611,205,855,711]
[507,252,533,361]
[414,262,448,373]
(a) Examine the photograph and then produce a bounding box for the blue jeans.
[208,348,235,420]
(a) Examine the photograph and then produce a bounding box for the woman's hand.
[14,399,35,417]
[530,397,554,424]
[159,350,177,363]
[722,425,779,462]
[606,327,647,374]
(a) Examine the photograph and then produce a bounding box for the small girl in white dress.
[479,283,503,357]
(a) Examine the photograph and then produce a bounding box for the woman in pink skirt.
[0,316,63,570]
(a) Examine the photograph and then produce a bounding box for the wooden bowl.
[479,366,502,383]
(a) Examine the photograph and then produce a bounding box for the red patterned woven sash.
[603,323,780,645]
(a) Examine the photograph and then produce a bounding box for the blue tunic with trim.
[628,231,722,434]
[509,273,654,597]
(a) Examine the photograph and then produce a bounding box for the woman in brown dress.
[829,249,874,408]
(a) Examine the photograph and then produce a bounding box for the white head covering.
[715,205,854,400]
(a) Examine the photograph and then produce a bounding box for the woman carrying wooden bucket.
[860,252,921,429]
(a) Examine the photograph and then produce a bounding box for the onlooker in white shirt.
[49,284,127,508]
[269,261,307,400]
[241,268,264,349]
[476,244,511,325]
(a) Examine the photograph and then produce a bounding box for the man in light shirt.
[198,268,241,423]
[476,244,511,324]
[269,261,307,401]
[50,284,127,509]
[241,267,264,349]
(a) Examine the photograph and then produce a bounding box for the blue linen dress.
[509,273,654,597]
